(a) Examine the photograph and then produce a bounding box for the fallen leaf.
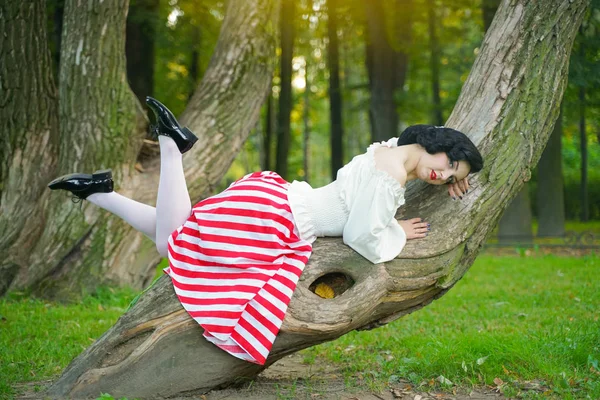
[436,375,453,385]
[414,395,422,400]
[493,377,504,386]
[135,162,145,172]
[314,283,334,299]
[391,388,403,398]
[476,355,489,365]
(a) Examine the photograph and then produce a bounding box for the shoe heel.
[182,127,198,142]
[92,169,112,180]
[180,128,198,153]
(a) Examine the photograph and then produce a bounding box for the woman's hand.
[448,177,469,200]
[398,218,429,239]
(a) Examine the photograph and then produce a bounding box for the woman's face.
[419,152,471,185]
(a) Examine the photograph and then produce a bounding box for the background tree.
[275,0,296,180]
[46,0,589,397]
[364,0,400,141]
[126,0,159,107]
[536,108,566,237]
[427,0,444,125]
[0,0,280,299]
[0,0,59,295]
[327,0,344,179]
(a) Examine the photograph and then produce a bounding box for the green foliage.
[3,253,599,398]
[0,286,137,399]
[301,253,600,398]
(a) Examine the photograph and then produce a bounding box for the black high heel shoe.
[48,169,114,201]
[146,96,198,154]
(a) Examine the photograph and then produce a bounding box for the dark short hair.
[397,124,483,173]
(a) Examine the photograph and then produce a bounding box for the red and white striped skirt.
[165,171,312,365]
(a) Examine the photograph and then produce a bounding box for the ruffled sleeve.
[340,142,407,264]
[342,178,406,264]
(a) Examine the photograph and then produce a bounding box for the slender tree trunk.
[579,85,588,221]
[427,0,443,126]
[48,0,65,78]
[497,187,534,244]
[125,0,159,108]
[275,0,295,180]
[392,0,413,126]
[47,1,588,397]
[0,0,60,296]
[364,0,398,142]
[536,108,565,237]
[328,0,343,179]
[2,0,280,299]
[188,24,202,100]
[303,61,310,183]
[264,86,275,171]
[482,0,501,31]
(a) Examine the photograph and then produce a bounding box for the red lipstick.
[430,170,437,180]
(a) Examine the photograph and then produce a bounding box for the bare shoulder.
[373,147,407,186]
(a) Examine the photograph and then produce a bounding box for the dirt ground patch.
[199,353,506,400]
[15,353,507,399]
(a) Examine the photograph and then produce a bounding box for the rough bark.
[46,0,589,398]
[327,0,344,180]
[9,0,147,299]
[0,1,59,296]
[536,108,565,237]
[4,0,280,299]
[275,0,295,180]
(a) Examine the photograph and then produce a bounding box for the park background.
[1,0,600,399]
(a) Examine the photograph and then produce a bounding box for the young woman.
[48,97,483,365]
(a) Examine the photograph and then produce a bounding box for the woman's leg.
[87,192,157,242]
[155,135,192,257]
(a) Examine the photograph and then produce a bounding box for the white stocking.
[87,192,157,242]
[155,136,192,257]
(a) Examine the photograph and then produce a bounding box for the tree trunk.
[579,85,588,221]
[46,0,588,398]
[427,0,444,126]
[2,0,280,299]
[536,107,565,237]
[275,0,295,180]
[125,0,159,108]
[9,0,147,300]
[364,0,399,142]
[328,0,344,180]
[497,186,533,244]
[303,61,310,183]
[263,86,275,171]
[0,0,60,296]
[392,0,413,126]
[482,0,501,31]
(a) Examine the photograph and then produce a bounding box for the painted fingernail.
[427,223,431,227]
[452,197,456,200]
[459,196,463,200]
[465,189,468,193]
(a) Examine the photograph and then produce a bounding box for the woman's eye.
[449,160,454,168]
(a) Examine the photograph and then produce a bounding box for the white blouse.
[287,138,406,264]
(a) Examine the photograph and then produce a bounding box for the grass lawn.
[1,252,599,399]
